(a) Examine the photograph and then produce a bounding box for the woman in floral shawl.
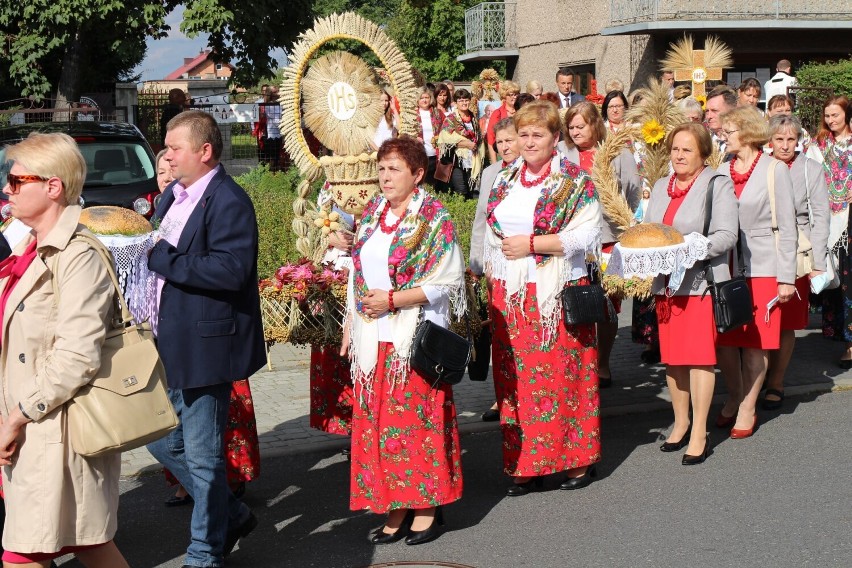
[343,136,466,546]
[437,88,484,198]
[484,101,603,496]
[806,95,852,365]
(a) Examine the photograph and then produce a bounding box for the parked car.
[0,121,159,217]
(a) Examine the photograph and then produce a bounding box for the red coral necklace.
[730,150,762,184]
[667,168,704,198]
[519,157,553,188]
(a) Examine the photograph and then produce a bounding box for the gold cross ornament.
[662,36,733,100]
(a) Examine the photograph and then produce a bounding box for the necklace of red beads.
[667,167,705,199]
[730,150,763,184]
[378,190,417,234]
[519,152,555,188]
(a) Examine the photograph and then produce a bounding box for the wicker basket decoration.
[259,259,347,346]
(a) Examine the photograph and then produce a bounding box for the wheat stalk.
[592,126,637,238]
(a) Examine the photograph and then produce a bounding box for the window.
[216,63,223,71]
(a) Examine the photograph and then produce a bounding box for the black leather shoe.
[405,508,444,546]
[559,466,597,490]
[370,510,414,544]
[682,435,712,465]
[660,431,690,452]
[224,511,258,557]
[505,476,543,496]
[481,408,500,422]
[164,494,193,507]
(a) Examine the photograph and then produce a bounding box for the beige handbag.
[55,232,178,457]
[767,159,813,278]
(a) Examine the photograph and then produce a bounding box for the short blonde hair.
[513,100,561,136]
[604,78,624,94]
[526,80,543,94]
[5,132,86,204]
[500,80,521,99]
[665,122,713,161]
[720,106,769,148]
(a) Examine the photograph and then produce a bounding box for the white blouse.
[359,210,449,341]
[419,109,437,157]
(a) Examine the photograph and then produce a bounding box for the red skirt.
[656,294,717,366]
[780,276,810,331]
[165,379,260,486]
[717,277,781,349]
[310,345,354,435]
[350,342,463,513]
[490,281,601,477]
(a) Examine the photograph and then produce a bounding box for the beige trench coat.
[0,205,120,553]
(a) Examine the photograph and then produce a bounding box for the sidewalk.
[120,302,852,477]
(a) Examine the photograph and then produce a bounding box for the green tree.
[0,0,170,103]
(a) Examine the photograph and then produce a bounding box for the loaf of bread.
[80,206,152,236]
[619,222,684,248]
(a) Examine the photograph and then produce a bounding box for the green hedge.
[236,165,479,279]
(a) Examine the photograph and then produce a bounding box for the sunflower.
[695,95,707,110]
[641,119,666,146]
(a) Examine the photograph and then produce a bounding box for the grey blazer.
[558,143,642,243]
[644,168,739,295]
[718,154,798,283]
[789,152,830,272]
[469,161,503,275]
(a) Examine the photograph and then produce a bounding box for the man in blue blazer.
[146,110,265,568]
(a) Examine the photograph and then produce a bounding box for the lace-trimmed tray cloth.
[605,232,711,293]
[95,233,157,323]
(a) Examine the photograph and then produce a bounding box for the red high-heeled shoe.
[730,415,758,439]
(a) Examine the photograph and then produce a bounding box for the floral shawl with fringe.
[484,154,602,345]
[437,109,485,189]
[349,188,466,396]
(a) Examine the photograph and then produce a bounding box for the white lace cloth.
[605,232,711,293]
[96,233,157,323]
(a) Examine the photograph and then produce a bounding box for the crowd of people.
[0,56,849,565]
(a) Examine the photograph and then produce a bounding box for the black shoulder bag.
[701,175,754,333]
[558,262,617,326]
[410,306,472,386]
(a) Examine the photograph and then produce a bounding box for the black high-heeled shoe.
[660,431,690,452]
[370,509,414,544]
[405,507,444,546]
[559,466,597,490]
[505,476,544,497]
[682,434,712,466]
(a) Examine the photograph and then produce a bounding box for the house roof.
[164,50,232,80]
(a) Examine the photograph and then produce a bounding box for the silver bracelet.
[18,402,32,421]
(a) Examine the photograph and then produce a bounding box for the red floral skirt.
[165,379,260,486]
[490,281,601,477]
[656,293,717,366]
[350,342,463,513]
[780,276,810,331]
[717,277,781,350]
[310,345,354,435]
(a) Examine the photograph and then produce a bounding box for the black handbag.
[410,308,472,386]
[701,175,755,334]
[558,262,617,326]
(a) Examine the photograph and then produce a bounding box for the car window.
[0,148,8,200]
[77,142,155,185]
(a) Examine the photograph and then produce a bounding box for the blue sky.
[134,7,287,83]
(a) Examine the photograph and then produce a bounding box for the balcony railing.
[464,2,517,52]
[610,0,852,25]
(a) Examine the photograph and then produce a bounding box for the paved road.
[60,389,851,567]
[119,305,852,477]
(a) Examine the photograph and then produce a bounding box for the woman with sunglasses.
[0,132,130,567]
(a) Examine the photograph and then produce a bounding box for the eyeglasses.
[5,173,48,193]
[608,104,626,110]
[720,129,739,139]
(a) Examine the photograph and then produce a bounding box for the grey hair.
[678,97,704,118]
[768,114,803,140]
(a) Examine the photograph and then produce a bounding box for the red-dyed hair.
[377,135,428,174]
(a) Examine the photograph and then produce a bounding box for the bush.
[236,165,481,278]
[795,58,852,133]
